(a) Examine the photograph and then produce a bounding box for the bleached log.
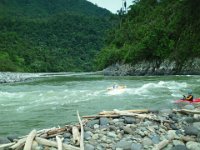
[47,127,67,136]
[99,109,150,115]
[23,129,37,150]
[10,138,26,149]
[82,115,119,119]
[35,137,80,150]
[72,126,80,146]
[56,136,63,150]
[77,111,84,150]
[179,135,196,142]
[0,142,15,149]
[173,109,200,114]
[152,133,176,150]
[152,139,170,150]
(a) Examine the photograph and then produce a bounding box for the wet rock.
[109,125,117,131]
[151,134,160,144]
[169,114,179,122]
[7,134,18,142]
[172,140,185,146]
[184,126,198,136]
[115,140,132,150]
[92,134,99,140]
[107,132,117,138]
[142,137,153,146]
[170,124,178,130]
[143,120,153,126]
[186,141,200,150]
[167,130,179,139]
[192,122,200,131]
[123,126,133,134]
[103,58,200,76]
[171,145,189,150]
[85,144,95,150]
[63,132,71,138]
[184,117,195,123]
[99,117,109,126]
[84,131,92,140]
[123,116,135,124]
[131,143,143,150]
[86,119,99,128]
[0,137,10,144]
[94,124,99,129]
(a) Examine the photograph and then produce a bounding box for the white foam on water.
[16,106,25,112]
[0,91,25,99]
[106,88,126,95]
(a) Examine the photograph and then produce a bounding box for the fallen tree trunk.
[99,109,150,115]
[35,137,80,150]
[10,138,26,149]
[173,109,200,114]
[83,110,173,124]
[152,139,170,150]
[82,115,119,119]
[77,111,84,150]
[56,136,63,150]
[0,142,15,149]
[72,126,80,146]
[23,129,37,150]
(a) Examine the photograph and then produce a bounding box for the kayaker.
[113,84,118,89]
[183,89,193,101]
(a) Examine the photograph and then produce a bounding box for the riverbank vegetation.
[97,0,200,70]
[1,0,200,72]
[0,0,114,72]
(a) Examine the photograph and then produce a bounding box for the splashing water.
[0,74,199,136]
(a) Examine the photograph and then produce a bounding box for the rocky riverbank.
[0,72,103,83]
[1,104,200,150]
[103,58,200,76]
[0,72,41,83]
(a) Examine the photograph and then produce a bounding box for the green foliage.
[97,0,200,69]
[0,0,113,72]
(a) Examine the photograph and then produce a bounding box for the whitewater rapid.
[0,75,199,136]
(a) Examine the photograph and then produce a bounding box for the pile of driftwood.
[0,111,84,150]
[0,108,200,150]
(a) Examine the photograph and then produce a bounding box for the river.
[0,74,200,136]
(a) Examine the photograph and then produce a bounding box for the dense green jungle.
[0,0,114,72]
[97,0,200,69]
[0,0,200,72]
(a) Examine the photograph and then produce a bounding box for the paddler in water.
[183,89,193,101]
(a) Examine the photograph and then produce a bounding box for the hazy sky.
[87,0,133,13]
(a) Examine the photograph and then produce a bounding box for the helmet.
[188,89,192,94]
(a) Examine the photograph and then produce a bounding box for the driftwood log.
[173,109,200,114]
[72,126,80,146]
[35,137,80,150]
[83,109,173,124]
[10,138,26,149]
[23,129,37,150]
[77,111,84,150]
[99,109,150,115]
[0,142,15,149]
[56,135,63,150]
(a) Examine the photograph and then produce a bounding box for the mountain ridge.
[0,0,115,72]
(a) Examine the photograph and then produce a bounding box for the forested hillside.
[0,0,114,72]
[97,0,200,70]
